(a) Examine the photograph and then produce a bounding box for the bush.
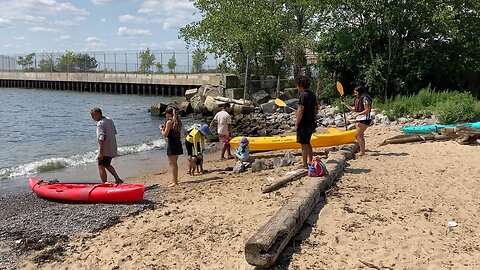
[376,88,480,123]
[435,92,480,123]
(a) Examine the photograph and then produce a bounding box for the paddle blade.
[336,81,344,97]
[274,98,287,107]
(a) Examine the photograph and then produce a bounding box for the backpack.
[308,156,328,177]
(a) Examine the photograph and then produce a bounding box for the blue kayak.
[402,121,480,134]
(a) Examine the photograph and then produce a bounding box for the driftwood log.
[379,134,448,146]
[214,96,252,106]
[261,169,307,193]
[244,143,359,268]
[380,126,480,146]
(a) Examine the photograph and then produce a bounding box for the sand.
[19,125,480,269]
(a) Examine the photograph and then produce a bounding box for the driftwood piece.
[261,169,307,193]
[441,126,480,145]
[214,96,252,106]
[379,134,448,146]
[244,143,359,268]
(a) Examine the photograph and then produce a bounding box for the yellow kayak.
[230,128,356,151]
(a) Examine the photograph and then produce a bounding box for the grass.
[375,88,480,124]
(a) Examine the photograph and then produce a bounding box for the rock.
[260,102,276,113]
[284,152,296,165]
[190,93,207,113]
[326,117,335,126]
[225,88,244,100]
[347,123,356,130]
[149,103,168,116]
[200,84,222,97]
[185,88,198,101]
[177,101,193,116]
[232,104,255,115]
[284,88,298,99]
[252,160,268,173]
[233,161,246,173]
[258,129,268,136]
[204,96,224,114]
[398,117,408,124]
[221,74,240,88]
[251,90,270,105]
[273,157,289,168]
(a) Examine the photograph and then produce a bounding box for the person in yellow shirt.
[185,124,212,173]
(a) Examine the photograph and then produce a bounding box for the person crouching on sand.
[185,124,212,174]
[234,137,251,162]
[341,85,372,156]
[160,107,183,187]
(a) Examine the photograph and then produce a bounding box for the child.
[185,124,212,174]
[234,137,251,162]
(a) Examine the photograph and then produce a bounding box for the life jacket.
[308,156,328,177]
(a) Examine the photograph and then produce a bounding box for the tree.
[155,62,164,74]
[138,48,156,73]
[167,54,177,73]
[315,0,480,99]
[38,53,56,72]
[17,53,35,71]
[74,53,98,72]
[180,0,325,77]
[191,49,207,73]
[56,51,76,72]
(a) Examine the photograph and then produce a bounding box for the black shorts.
[98,156,112,167]
[296,128,314,145]
[357,119,372,126]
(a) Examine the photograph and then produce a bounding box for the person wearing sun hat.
[234,137,251,162]
[185,124,212,157]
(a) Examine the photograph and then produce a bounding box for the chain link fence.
[0,51,220,74]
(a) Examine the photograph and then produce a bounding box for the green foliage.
[55,51,97,72]
[56,51,76,72]
[316,0,480,98]
[191,49,207,73]
[376,89,480,123]
[74,53,98,72]
[138,48,156,73]
[167,54,177,73]
[155,62,164,74]
[436,92,480,123]
[17,53,35,71]
[180,0,325,76]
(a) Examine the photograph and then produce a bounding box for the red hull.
[29,178,145,203]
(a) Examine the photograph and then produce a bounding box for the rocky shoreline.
[0,187,160,269]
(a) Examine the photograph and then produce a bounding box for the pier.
[0,72,227,96]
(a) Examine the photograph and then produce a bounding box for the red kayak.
[29,178,145,203]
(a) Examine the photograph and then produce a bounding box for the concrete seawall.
[0,72,235,96]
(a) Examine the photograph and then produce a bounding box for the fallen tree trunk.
[441,126,480,145]
[245,143,359,268]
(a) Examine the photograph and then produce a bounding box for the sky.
[0,0,201,55]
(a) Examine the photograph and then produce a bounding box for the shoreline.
[3,125,480,269]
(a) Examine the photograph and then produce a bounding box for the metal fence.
[0,51,220,74]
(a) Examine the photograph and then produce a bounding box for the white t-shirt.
[213,110,232,135]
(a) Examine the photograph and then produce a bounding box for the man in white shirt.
[210,103,233,159]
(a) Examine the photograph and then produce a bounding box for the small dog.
[188,153,204,175]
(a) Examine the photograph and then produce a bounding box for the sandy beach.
[12,124,480,269]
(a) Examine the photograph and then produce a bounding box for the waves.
[0,139,166,180]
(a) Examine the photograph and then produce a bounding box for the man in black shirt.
[292,75,317,168]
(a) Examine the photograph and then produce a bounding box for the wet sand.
[7,125,480,269]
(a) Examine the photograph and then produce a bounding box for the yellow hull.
[230,129,356,151]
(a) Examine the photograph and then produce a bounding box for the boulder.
[204,96,224,114]
[260,75,277,90]
[260,102,276,114]
[149,103,168,116]
[221,74,240,88]
[284,88,298,99]
[347,123,356,130]
[398,117,408,124]
[251,90,270,105]
[190,93,207,113]
[273,157,289,168]
[200,84,222,97]
[185,88,198,101]
[233,161,246,173]
[232,104,256,115]
[225,88,244,100]
[284,152,296,165]
[177,101,193,116]
[252,159,269,173]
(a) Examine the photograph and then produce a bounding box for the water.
[0,88,194,191]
